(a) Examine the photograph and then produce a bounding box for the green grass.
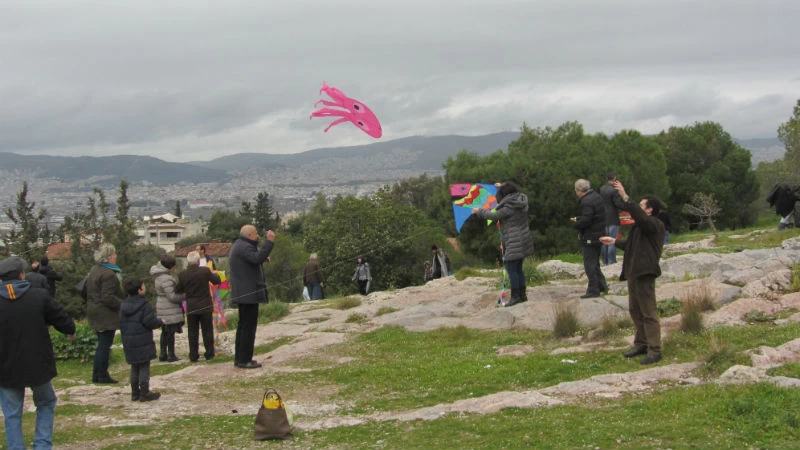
[47,383,800,449]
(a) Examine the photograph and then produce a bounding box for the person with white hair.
[86,243,125,384]
[572,179,608,299]
[176,251,221,362]
[302,253,325,300]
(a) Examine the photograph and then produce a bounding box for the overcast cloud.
[1,0,798,161]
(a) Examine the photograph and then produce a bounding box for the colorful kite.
[451,183,498,233]
[310,82,382,138]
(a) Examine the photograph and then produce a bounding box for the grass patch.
[792,263,800,292]
[226,301,290,330]
[345,313,368,324]
[375,306,397,316]
[330,296,362,310]
[552,304,580,338]
[453,267,497,281]
[767,362,800,379]
[656,298,682,317]
[696,335,751,378]
[680,297,705,334]
[591,313,633,340]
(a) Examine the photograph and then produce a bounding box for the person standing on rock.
[472,182,534,307]
[229,225,275,369]
[352,255,372,295]
[572,179,607,298]
[599,180,666,365]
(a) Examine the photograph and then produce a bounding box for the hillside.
[46,230,800,449]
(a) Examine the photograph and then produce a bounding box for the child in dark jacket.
[120,278,163,402]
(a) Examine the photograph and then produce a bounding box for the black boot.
[139,383,161,402]
[159,334,168,361]
[131,383,141,401]
[504,289,523,307]
[519,288,528,303]
[166,333,181,362]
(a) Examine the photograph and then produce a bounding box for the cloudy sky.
[1,0,798,162]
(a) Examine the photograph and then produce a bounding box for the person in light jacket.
[150,254,186,362]
[352,255,372,295]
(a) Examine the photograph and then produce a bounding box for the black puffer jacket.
[475,192,534,261]
[573,189,606,244]
[119,295,162,364]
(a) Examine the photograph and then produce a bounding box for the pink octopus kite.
[310,82,382,138]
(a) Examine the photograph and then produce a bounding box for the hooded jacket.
[119,294,162,364]
[150,262,186,325]
[0,280,75,388]
[475,191,535,261]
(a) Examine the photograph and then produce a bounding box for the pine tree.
[111,180,139,267]
[174,200,182,218]
[254,191,275,232]
[4,182,48,259]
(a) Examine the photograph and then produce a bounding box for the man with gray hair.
[176,251,221,362]
[572,179,607,298]
[229,224,275,369]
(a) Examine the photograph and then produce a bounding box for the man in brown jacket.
[600,180,666,365]
[176,251,221,362]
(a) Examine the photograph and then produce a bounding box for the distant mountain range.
[0,133,784,185]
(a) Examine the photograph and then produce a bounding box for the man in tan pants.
[600,180,666,365]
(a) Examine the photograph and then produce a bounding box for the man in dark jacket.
[0,256,75,450]
[600,180,666,365]
[228,225,275,369]
[37,256,63,297]
[599,172,627,265]
[176,251,221,362]
[573,179,607,298]
[26,260,50,290]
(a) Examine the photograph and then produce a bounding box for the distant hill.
[189,132,521,172]
[0,133,785,186]
[736,138,785,165]
[0,153,229,185]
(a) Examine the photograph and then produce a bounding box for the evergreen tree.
[254,191,276,231]
[239,200,254,220]
[4,182,48,260]
[174,200,182,217]
[111,180,139,267]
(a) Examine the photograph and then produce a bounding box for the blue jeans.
[505,259,525,290]
[602,225,619,265]
[93,330,116,380]
[0,381,57,450]
[306,283,322,300]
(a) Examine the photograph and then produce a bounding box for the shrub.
[791,263,800,292]
[743,310,773,323]
[345,313,368,324]
[376,306,397,316]
[699,336,750,378]
[51,322,96,362]
[680,298,705,334]
[684,282,716,312]
[552,304,580,338]
[657,298,683,317]
[331,296,362,310]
